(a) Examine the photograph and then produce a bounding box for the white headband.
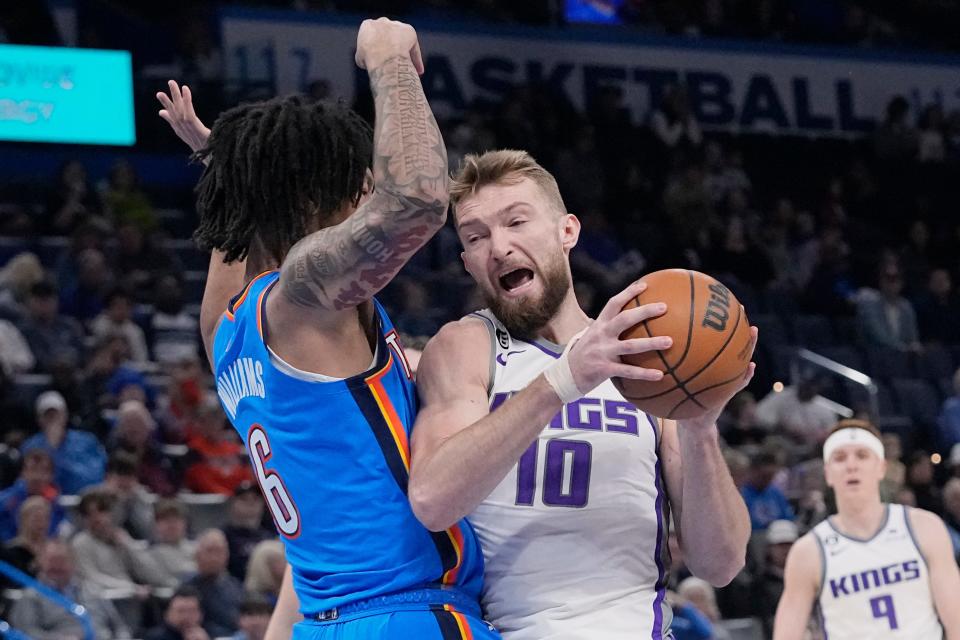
[823,428,885,462]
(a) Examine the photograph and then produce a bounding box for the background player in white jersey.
[406,150,754,638]
[773,419,960,640]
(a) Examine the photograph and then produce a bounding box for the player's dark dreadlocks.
[193,95,373,264]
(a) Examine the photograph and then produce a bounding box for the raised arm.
[156,80,246,364]
[909,508,960,638]
[278,18,448,311]
[773,534,821,640]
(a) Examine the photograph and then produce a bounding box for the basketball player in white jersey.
[406,150,754,639]
[773,419,960,640]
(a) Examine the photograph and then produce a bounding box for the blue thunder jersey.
[211,271,484,615]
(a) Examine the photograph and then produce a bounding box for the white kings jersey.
[466,310,673,640]
[812,504,943,639]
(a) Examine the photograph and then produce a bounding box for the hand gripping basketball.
[544,281,671,403]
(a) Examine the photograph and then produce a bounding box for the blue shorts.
[293,587,501,640]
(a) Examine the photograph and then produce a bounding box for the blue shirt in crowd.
[21,430,106,496]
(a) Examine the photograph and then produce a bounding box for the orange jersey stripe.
[443,605,474,640]
[441,524,465,584]
[366,358,410,470]
[232,269,277,314]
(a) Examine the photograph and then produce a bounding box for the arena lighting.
[931,453,942,465]
[773,381,784,392]
[0,44,134,145]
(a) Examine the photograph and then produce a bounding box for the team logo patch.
[496,328,510,349]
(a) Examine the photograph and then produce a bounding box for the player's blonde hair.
[450,150,567,219]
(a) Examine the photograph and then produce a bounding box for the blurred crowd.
[2,2,960,639]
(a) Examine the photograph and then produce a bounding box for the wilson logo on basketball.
[702,283,731,332]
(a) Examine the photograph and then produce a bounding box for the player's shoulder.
[903,505,950,542]
[785,531,823,586]
[419,317,492,378]
[787,531,822,568]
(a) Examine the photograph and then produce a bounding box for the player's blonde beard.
[483,250,570,340]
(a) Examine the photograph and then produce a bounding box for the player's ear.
[560,213,580,251]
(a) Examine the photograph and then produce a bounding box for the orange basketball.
[613,269,754,419]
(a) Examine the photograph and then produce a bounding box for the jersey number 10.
[515,438,593,508]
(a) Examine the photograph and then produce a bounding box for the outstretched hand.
[565,280,672,394]
[156,80,210,153]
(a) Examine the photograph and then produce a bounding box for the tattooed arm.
[279,18,448,310]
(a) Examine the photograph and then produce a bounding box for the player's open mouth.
[499,268,534,293]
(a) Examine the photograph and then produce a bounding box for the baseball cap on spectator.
[35,391,67,416]
[766,519,798,545]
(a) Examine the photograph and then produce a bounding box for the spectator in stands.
[753,518,798,636]
[78,333,133,417]
[100,159,157,231]
[881,432,907,498]
[667,588,715,640]
[0,366,34,443]
[663,162,713,252]
[91,287,150,362]
[0,252,44,321]
[17,280,85,372]
[677,577,729,640]
[232,596,272,640]
[803,226,857,316]
[149,498,197,585]
[856,263,921,352]
[0,449,63,542]
[59,248,114,325]
[185,529,243,638]
[54,222,104,295]
[145,585,209,640]
[917,104,947,163]
[754,376,838,448]
[873,95,918,163]
[157,354,206,443]
[741,451,794,531]
[22,390,106,495]
[101,451,155,541]
[915,268,960,344]
[109,399,177,496]
[1,495,52,579]
[0,317,34,374]
[113,222,183,300]
[9,539,131,640]
[70,487,168,595]
[899,220,933,293]
[943,478,960,561]
[184,394,252,495]
[650,84,702,154]
[906,450,943,514]
[43,160,103,235]
[243,539,285,604]
[719,391,766,447]
[222,481,272,581]
[150,274,201,365]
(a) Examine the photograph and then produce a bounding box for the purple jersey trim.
[516,337,562,359]
[648,413,667,638]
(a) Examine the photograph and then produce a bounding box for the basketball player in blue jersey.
[156,18,499,640]
[774,419,960,639]
[403,150,755,638]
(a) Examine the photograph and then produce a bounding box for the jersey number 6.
[248,424,301,538]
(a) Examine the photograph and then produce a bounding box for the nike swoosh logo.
[496,350,526,366]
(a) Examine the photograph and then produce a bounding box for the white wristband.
[543,328,589,404]
[544,351,583,404]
